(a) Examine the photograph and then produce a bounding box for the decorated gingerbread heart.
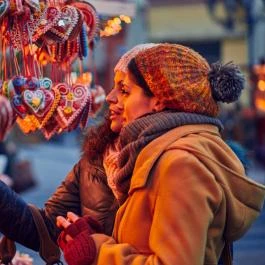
[23,89,44,113]
[55,83,90,129]
[30,6,61,42]
[50,5,79,42]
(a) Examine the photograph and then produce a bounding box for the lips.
[109,112,120,120]
[109,108,122,119]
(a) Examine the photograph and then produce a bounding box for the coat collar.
[128,124,220,194]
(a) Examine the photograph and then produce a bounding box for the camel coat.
[91,124,265,265]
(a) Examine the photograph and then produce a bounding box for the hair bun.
[208,61,245,103]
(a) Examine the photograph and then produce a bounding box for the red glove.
[57,216,102,265]
[63,231,96,265]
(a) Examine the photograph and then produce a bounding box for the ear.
[151,97,165,112]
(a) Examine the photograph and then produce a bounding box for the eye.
[120,85,129,95]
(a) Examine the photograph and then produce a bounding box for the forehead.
[114,70,126,84]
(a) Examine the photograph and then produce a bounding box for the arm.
[90,150,223,265]
[0,180,40,250]
[0,159,83,250]
[44,159,84,240]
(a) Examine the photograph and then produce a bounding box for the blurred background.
[1,0,265,264]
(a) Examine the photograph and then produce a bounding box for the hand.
[56,212,102,265]
[57,212,103,243]
[56,212,80,242]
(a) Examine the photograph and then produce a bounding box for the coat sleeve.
[44,159,84,240]
[0,180,40,250]
[0,160,83,251]
[90,150,223,265]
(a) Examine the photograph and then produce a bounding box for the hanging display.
[0,0,131,139]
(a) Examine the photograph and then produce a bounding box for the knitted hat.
[114,43,159,73]
[128,43,245,117]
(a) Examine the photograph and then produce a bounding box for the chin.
[110,123,122,133]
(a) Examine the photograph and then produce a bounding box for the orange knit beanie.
[128,43,245,117]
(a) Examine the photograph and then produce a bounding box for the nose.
[106,89,117,104]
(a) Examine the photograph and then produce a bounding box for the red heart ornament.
[50,5,79,42]
[30,6,61,42]
[56,83,90,130]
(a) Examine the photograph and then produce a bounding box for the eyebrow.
[116,81,126,89]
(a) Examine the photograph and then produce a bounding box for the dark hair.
[128,58,154,97]
[82,113,118,165]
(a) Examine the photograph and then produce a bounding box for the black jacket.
[0,157,118,251]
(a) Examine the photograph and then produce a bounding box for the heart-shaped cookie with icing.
[50,5,79,42]
[55,83,90,129]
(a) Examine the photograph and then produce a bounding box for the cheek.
[124,98,153,123]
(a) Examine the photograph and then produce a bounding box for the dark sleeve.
[44,160,83,240]
[0,159,83,251]
[0,180,40,251]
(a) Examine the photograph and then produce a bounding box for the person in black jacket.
[0,112,122,257]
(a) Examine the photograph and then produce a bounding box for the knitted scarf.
[109,111,223,202]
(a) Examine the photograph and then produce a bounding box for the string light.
[100,15,131,37]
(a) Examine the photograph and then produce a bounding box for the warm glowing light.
[120,15,131,24]
[76,72,93,85]
[113,17,121,25]
[101,15,132,37]
[258,80,265,91]
[255,98,265,111]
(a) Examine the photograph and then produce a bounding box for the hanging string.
[78,58,83,84]
[12,47,21,76]
[68,62,71,86]
[27,23,38,78]
[8,39,13,79]
[89,46,98,87]
[2,37,8,80]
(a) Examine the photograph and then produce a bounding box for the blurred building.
[143,0,265,153]
[147,0,250,103]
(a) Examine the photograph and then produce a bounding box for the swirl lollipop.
[0,95,15,141]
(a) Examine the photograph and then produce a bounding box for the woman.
[56,43,265,265]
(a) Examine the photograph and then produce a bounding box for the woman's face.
[106,70,158,129]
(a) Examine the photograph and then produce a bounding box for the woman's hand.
[56,212,103,265]
[56,212,80,242]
